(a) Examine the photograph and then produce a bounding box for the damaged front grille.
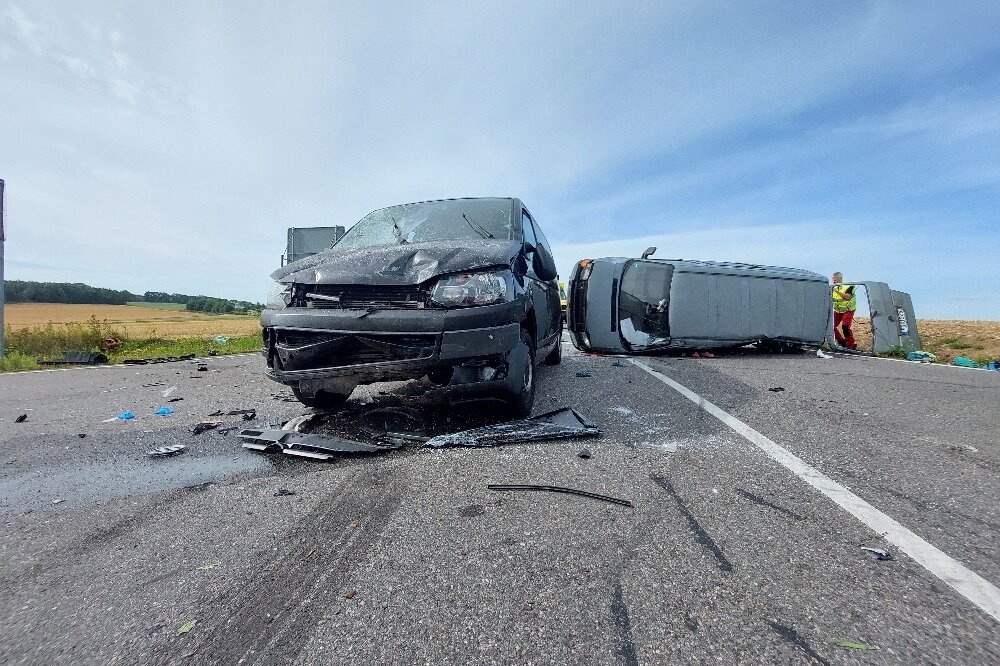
[271,330,437,371]
[298,284,428,310]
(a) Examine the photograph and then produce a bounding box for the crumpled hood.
[271,239,521,286]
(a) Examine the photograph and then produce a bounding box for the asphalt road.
[1,343,998,665]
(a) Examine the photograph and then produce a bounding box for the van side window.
[521,211,537,250]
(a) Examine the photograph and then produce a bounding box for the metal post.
[0,178,6,358]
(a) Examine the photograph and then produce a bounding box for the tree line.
[3,281,262,313]
[3,280,135,305]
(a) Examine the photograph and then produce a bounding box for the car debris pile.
[423,407,598,448]
[238,406,600,461]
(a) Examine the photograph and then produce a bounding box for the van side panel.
[670,270,829,347]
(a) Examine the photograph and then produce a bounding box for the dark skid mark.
[459,504,485,517]
[767,620,830,666]
[650,474,733,572]
[734,488,804,521]
[610,582,639,666]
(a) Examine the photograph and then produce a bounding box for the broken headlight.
[430,270,513,307]
[266,282,292,309]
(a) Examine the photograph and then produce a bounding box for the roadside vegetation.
[2,310,262,373]
[850,317,998,365]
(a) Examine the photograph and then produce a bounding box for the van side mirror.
[532,244,558,281]
[642,246,656,259]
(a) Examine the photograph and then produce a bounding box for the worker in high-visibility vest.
[831,272,857,349]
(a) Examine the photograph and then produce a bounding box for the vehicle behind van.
[567,256,830,353]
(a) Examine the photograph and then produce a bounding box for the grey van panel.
[573,257,830,353]
[667,269,829,349]
[890,290,921,352]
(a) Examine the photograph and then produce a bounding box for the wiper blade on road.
[462,213,495,239]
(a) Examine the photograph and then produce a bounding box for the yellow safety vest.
[832,285,857,313]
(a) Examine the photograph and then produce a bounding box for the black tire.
[292,387,351,412]
[505,329,536,418]
[544,320,563,365]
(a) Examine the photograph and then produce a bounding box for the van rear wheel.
[544,320,563,365]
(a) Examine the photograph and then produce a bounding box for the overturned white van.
[567,255,831,353]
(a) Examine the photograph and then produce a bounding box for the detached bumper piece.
[237,428,400,460]
[424,407,599,448]
[271,330,437,371]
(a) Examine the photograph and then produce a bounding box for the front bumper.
[261,302,522,383]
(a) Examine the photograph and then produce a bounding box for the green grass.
[108,335,261,363]
[876,345,909,359]
[1,318,261,372]
[0,351,40,372]
[3,318,127,357]
[126,301,188,311]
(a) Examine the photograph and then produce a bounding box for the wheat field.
[3,303,261,339]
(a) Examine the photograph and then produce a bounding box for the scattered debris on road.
[161,386,178,397]
[281,413,317,433]
[825,638,877,651]
[177,620,197,635]
[167,397,184,403]
[860,546,893,561]
[816,350,833,359]
[154,407,174,416]
[52,498,66,505]
[123,354,196,365]
[382,432,430,446]
[238,428,400,460]
[148,444,187,458]
[117,411,135,420]
[577,448,592,459]
[487,484,632,507]
[192,420,222,435]
[345,589,357,600]
[575,370,593,377]
[77,433,86,438]
[768,387,785,392]
[38,351,108,366]
[612,359,628,367]
[359,406,425,436]
[274,488,296,497]
[196,562,221,571]
[197,364,209,372]
[948,444,979,453]
[424,407,599,448]
[15,414,27,423]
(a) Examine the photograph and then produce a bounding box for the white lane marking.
[630,357,1000,624]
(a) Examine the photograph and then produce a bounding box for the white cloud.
[0,1,998,320]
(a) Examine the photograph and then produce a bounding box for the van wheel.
[505,329,536,417]
[544,321,563,365]
[292,387,351,412]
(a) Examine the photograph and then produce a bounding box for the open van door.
[830,281,921,354]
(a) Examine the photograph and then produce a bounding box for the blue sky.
[1,1,998,318]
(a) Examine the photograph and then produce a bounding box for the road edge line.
[630,357,1000,624]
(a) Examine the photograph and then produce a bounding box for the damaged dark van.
[261,197,562,415]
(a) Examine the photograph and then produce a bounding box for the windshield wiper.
[462,213,495,239]
[390,215,408,244]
